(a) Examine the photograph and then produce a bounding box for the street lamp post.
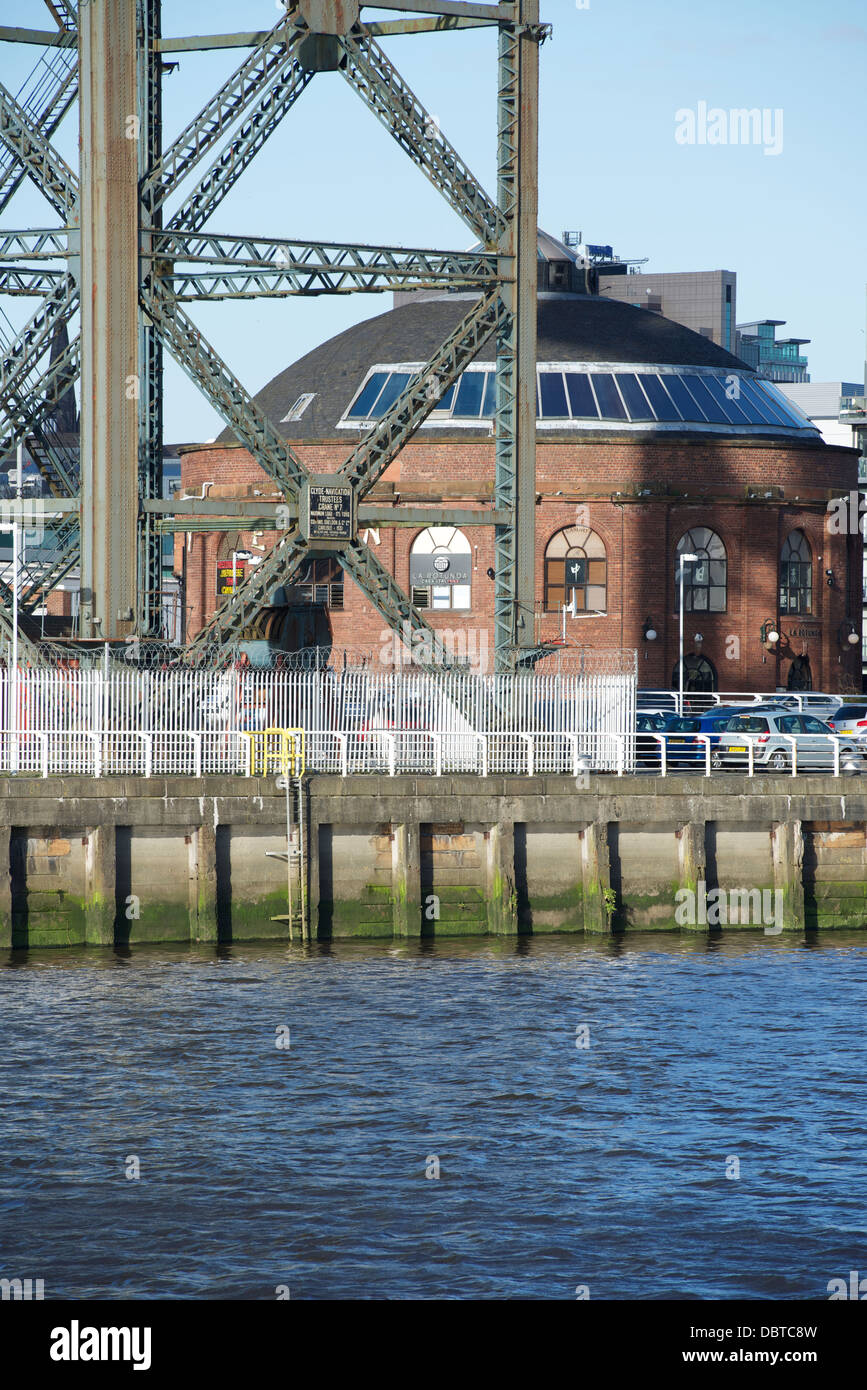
[230,548,253,598]
[678,552,699,715]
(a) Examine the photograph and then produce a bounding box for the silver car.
[716,711,864,773]
[827,703,867,742]
[771,693,847,723]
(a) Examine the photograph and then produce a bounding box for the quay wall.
[1,775,866,948]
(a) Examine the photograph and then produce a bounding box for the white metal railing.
[639,688,863,717]
[0,729,861,779]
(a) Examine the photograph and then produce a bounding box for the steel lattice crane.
[0,0,548,671]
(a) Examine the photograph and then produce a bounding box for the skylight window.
[281,393,316,423]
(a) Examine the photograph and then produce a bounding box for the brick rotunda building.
[178,235,862,694]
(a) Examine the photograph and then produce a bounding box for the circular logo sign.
[433,555,450,573]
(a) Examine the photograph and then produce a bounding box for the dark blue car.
[659,706,783,768]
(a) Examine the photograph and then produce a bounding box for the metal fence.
[0,665,636,776]
[0,728,862,780]
[639,689,864,715]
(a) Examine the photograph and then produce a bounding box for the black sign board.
[565,557,586,586]
[216,562,245,597]
[302,480,355,543]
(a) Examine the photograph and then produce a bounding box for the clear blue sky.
[2,0,865,442]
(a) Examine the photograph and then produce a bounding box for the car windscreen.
[728,716,769,733]
[665,717,700,732]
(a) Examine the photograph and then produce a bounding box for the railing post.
[338,732,348,778]
[387,733,396,777]
[700,734,711,778]
[478,733,488,778]
[432,732,442,778]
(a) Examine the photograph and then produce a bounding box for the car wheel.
[769,750,788,772]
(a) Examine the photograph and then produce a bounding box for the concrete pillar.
[772,820,805,930]
[84,824,116,945]
[391,823,421,937]
[0,826,11,949]
[485,822,517,934]
[193,822,218,943]
[676,820,706,930]
[581,821,612,932]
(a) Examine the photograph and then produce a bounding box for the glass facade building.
[735,320,810,384]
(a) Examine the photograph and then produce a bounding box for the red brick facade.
[178,432,863,694]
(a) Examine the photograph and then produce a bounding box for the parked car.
[715,711,864,773]
[656,706,783,767]
[771,693,847,723]
[826,703,867,742]
[635,710,669,768]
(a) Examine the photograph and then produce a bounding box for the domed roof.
[218,292,817,444]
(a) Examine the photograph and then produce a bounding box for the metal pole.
[285,769,293,943]
[298,775,307,939]
[10,441,21,775]
[678,555,684,717]
[678,553,699,715]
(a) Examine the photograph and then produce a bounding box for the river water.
[1,934,865,1301]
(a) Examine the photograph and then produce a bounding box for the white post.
[678,552,699,716]
[678,557,684,718]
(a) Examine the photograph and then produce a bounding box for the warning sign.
[216,562,246,597]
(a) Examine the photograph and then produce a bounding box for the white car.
[771,693,847,723]
[827,703,867,741]
[716,711,864,773]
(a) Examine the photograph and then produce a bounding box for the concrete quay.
[1,774,865,948]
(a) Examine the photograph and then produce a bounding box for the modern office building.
[597,266,737,354]
[736,321,810,383]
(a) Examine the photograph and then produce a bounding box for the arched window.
[780,529,812,614]
[409,527,471,610]
[544,527,607,612]
[675,528,727,612]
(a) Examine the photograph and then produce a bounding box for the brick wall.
[177,433,862,693]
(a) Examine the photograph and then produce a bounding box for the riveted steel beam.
[144,11,306,216]
[78,0,138,638]
[0,332,81,496]
[0,267,65,295]
[0,274,77,414]
[148,231,501,299]
[0,47,77,215]
[145,282,307,496]
[338,29,503,246]
[362,1,515,18]
[165,55,314,236]
[0,80,78,218]
[493,0,539,671]
[0,229,69,260]
[138,0,163,636]
[339,288,503,495]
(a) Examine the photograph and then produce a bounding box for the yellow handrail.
[240,727,305,776]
